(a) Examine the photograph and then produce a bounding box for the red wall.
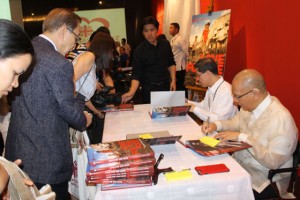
[200,0,300,129]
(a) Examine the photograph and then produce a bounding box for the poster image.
[185,9,231,87]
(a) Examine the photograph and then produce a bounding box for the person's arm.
[102,72,115,94]
[0,163,9,194]
[85,100,104,119]
[73,52,95,81]
[168,65,176,91]
[121,79,140,103]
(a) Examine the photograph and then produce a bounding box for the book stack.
[86,138,155,191]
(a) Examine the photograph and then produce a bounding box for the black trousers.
[176,70,187,98]
[253,184,278,199]
[35,181,69,200]
[0,132,4,156]
[141,81,170,104]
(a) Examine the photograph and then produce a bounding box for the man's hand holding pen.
[201,119,217,135]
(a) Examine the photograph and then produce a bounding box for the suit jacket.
[5,36,87,184]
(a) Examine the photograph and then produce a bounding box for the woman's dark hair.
[0,19,34,59]
[140,16,159,32]
[88,32,114,70]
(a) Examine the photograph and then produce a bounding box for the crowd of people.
[0,7,298,200]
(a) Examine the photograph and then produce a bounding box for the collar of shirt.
[207,76,224,94]
[171,34,179,44]
[39,34,58,51]
[252,93,271,119]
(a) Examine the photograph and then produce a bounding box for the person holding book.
[202,69,298,199]
[187,57,237,122]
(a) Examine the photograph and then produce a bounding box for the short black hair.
[171,22,180,31]
[140,16,159,32]
[194,57,218,75]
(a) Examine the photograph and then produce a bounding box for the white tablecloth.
[94,104,254,200]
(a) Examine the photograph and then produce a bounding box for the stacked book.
[86,138,155,191]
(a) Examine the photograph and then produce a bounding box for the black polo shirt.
[132,38,175,85]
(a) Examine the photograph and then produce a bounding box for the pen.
[206,116,210,136]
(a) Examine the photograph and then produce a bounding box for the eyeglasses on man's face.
[196,71,207,79]
[67,27,81,43]
[233,89,253,99]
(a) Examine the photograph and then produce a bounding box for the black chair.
[268,141,300,199]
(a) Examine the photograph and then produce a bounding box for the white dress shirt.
[170,34,189,71]
[188,77,237,122]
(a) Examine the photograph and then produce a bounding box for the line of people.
[0,9,298,200]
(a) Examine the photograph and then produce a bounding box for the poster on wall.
[75,8,127,44]
[184,9,231,87]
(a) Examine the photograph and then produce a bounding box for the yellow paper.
[138,133,154,139]
[164,169,193,181]
[200,136,220,147]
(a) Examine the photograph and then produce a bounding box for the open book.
[185,139,252,157]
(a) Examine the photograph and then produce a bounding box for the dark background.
[22,0,153,50]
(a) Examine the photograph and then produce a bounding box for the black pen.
[206,116,210,136]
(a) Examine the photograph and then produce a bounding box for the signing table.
[94,104,254,200]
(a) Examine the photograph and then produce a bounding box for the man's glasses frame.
[234,89,253,99]
[67,27,81,43]
[196,71,207,78]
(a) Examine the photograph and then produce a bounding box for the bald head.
[233,69,267,93]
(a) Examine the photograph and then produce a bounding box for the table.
[95,104,254,200]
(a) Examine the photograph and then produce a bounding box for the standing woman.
[0,19,34,195]
[73,32,114,119]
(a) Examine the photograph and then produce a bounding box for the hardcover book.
[88,157,156,172]
[126,130,182,146]
[100,176,152,191]
[185,140,252,157]
[86,164,154,179]
[87,139,155,166]
[88,176,153,185]
[150,105,191,119]
[100,102,134,112]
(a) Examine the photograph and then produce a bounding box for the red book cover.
[101,102,134,112]
[87,176,152,185]
[86,170,154,181]
[86,165,154,179]
[89,157,156,172]
[185,140,252,157]
[150,105,191,118]
[87,139,155,166]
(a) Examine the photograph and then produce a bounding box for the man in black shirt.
[122,16,176,104]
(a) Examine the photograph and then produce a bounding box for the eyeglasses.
[234,89,253,99]
[67,27,81,43]
[196,71,206,78]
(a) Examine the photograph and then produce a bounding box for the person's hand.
[214,131,240,142]
[84,111,93,127]
[201,122,217,135]
[170,80,176,91]
[187,103,195,112]
[122,92,134,104]
[94,110,104,119]
[96,82,104,93]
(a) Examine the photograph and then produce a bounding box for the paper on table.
[138,133,154,139]
[200,136,220,147]
[150,91,185,108]
[164,169,193,181]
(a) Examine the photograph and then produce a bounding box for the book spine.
[90,152,155,166]
[86,176,152,184]
[86,170,154,180]
[90,158,156,172]
[87,165,154,177]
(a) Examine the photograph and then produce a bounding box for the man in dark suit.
[5,8,92,200]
